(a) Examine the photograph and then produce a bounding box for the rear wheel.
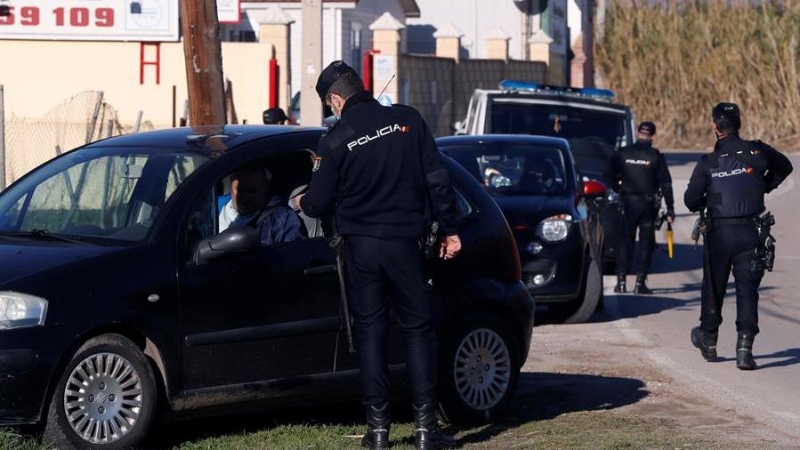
[438,314,520,425]
[550,257,602,324]
[42,334,157,450]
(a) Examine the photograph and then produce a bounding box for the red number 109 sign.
[0,0,179,42]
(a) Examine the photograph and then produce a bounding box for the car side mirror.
[193,227,260,266]
[583,179,607,199]
[453,120,466,135]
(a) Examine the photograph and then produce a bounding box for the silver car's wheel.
[453,328,512,411]
[63,353,143,444]
[440,315,520,424]
[43,334,157,450]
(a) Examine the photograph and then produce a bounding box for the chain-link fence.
[2,90,155,188]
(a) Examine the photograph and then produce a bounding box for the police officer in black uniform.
[295,61,461,449]
[263,106,289,125]
[685,102,793,370]
[604,121,675,294]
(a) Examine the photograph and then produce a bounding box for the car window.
[488,101,628,165]
[443,143,567,196]
[0,147,209,242]
[209,149,324,244]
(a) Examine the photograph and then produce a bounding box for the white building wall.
[242,1,403,101]
[407,0,525,60]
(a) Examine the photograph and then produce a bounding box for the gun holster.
[422,221,442,261]
[752,212,777,273]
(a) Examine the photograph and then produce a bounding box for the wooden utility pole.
[181,0,227,126]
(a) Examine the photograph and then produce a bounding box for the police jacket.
[299,91,459,239]
[684,134,793,218]
[604,140,674,209]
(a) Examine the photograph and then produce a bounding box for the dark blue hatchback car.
[0,125,534,449]
[438,134,607,323]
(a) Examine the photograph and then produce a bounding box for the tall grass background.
[595,0,800,150]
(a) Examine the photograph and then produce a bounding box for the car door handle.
[304,265,337,277]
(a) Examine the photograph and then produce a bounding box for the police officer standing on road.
[605,121,675,294]
[685,102,793,370]
[295,61,461,449]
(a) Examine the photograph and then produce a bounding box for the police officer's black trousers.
[344,236,437,407]
[617,196,657,276]
[700,223,763,336]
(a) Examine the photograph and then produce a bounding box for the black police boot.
[614,274,627,294]
[412,403,457,449]
[633,274,653,295]
[736,334,757,371]
[361,402,390,449]
[690,326,718,361]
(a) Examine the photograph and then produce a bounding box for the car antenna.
[376,74,395,102]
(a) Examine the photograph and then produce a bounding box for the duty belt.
[712,216,756,226]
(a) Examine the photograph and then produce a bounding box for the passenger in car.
[218,165,307,245]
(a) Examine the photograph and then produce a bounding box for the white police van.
[454,80,637,272]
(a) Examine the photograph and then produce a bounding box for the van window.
[488,101,628,166]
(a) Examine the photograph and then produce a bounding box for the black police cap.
[712,102,741,128]
[315,60,358,101]
[263,107,288,124]
[637,121,656,136]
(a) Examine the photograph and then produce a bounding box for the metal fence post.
[86,91,104,144]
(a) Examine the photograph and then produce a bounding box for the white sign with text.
[0,0,180,41]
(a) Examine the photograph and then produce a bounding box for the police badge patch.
[313,156,322,172]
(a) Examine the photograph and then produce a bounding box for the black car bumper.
[518,228,587,304]
[0,328,61,425]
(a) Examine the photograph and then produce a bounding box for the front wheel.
[438,314,520,425]
[42,334,157,450]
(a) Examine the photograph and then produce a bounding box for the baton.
[667,222,674,259]
[331,235,356,354]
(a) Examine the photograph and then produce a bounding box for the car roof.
[83,124,326,154]
[437,134,571,149]
[471,89,631,111]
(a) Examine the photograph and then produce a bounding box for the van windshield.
[488,101,628,169]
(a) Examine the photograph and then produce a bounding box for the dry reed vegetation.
[596,0,800,150]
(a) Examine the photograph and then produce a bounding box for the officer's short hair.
[327,72,365,101]
[712,102,741,132]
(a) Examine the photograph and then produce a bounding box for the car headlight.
[536,214,572,242]
[0,292,48,330]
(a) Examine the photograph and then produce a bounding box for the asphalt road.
[600,151,800,443]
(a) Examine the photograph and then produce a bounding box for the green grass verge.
[0,411,747,450]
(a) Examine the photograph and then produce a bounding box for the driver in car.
[218,165,307,245]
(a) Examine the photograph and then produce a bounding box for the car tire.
[438,314,520,425]
[42,334,157,450]
[551,257,603,324]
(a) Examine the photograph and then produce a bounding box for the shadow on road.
[137,371,649,449]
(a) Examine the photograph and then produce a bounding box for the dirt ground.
[524,311,800,450]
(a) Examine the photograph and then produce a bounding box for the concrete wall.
[408,0,527,59]
[0,40,273,129]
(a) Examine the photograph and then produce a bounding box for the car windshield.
[442,143,567,196]
[0,146,210,243]
[488,101,628,168]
